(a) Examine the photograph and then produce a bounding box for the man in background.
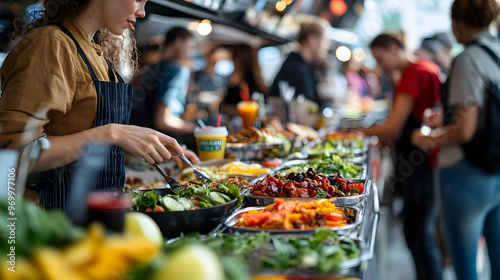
[269,18,331,111]
[130,27,196,142]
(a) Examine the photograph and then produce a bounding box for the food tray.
[243,179,371,208]
[142,198,237,238]
[302,137,370,158]
[225,141,289,161]
[175,159,268,182]
[224,206,362,236]
[274,159,368,181]
[166,233,368,276]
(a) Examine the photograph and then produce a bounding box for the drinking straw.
[216,102,222,127]
[245,84,250,101]
[197,119,206,128]
[239,90,246,102]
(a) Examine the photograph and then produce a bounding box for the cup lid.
[194,126,228,134]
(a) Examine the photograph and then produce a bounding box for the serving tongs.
[178,155,211,182]
[151,163,182,194]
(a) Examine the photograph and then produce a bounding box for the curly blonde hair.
[12,0,139,73]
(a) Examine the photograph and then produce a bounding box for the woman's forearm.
[31,125,111,172]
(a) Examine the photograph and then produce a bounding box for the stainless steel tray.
[243,179,371,208]
[225,141,290,161]
[224,205,362,236]
[273,159,368,181]
[302,137,370,159]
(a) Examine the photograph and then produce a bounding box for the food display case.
[121,130,380,279]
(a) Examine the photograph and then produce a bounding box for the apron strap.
[104,58,127,83]
[56,24,100,84]
[104,58,117,83]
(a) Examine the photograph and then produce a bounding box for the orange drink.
[237,101,259,129]
[194,127,228,161]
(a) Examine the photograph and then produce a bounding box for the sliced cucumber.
[210,192,226,204]
[217,192,232,202]
[176,197,194,210]
[161,196,184,211]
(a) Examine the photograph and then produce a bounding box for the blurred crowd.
[126,2,500,280]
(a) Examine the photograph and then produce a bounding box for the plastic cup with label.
[194,126,228,161]
[237,101,259,129]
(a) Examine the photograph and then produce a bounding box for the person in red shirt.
[361,33,443,280]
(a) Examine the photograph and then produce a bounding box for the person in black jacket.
[269,18,330,109]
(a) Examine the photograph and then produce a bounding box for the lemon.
[123,212,163,246]
[152,244,224,280]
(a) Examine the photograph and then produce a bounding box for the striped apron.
[38,26,133,209]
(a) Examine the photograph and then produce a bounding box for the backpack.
[461,44,500,173]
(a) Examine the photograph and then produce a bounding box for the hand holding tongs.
[130,152,182,194]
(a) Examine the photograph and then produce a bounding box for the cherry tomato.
[326,212,344,221]
[262,158,283,168]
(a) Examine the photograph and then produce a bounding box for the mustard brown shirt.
[0,21,112,149]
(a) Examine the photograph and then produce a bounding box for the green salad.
[261,229,361,274]
[171,229,359,277]
[285,155,364,179]
[126,182,243,212]
[307,138,365,159]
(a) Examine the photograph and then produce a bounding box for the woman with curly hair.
[0,0,198,209]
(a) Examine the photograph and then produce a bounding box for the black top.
[269,52,320,105]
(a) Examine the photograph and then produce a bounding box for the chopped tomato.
[153,205,165,212]
[245,212,272,226]
[144,207,153,212]
[262,158,283,168]
[326,212,344,222]
[356,183,364,193]
[274,199,296,211]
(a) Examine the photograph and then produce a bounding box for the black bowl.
[139,187,173,196]
[142,199,237,238]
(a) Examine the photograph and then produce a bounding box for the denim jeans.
[440,159,500,280]
[401,165,443,280]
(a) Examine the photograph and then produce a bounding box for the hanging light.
[197,19,212,36]
[330,0,347,16]
[352,47,366,61]
[336,46,351,62]
[276,1,286,12]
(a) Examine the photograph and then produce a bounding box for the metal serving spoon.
[178,155,211,182]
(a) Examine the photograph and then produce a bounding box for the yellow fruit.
[63,223,104,267]
[32,247,86,280]
[152,244,224,280]
[123,212,163,247]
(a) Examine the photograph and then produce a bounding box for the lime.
[152,244,224,280]
[123,212,163,246]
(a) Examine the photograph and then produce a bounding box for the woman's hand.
[108,124,184,164]
[411,129,435,153]
[167,145,200,166]
[182,148,200,163]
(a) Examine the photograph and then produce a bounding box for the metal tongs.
[151,163,182,194]
[178,155,211,182]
